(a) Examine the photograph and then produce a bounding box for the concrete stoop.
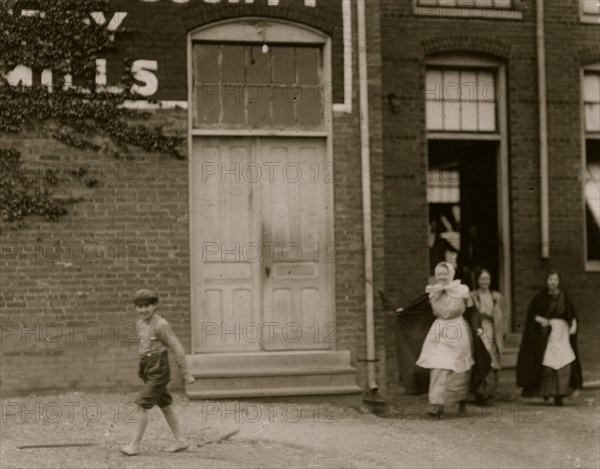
[185,350,363,400]
[501,346,519,369]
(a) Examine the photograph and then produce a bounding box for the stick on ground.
[197,429,240,448]
[17,443,97,450]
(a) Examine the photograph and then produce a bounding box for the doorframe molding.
[581,63,600,272]
[187,18,336,353]
[190,129,329,137]
[424,56,512,335]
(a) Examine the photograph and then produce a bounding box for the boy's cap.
[133,289,159,305]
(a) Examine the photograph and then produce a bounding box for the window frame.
[581,63,600,271]
[425,67,499,134]
[187,18,331,138]
[191,42,325,131]
[580,0,600,24]
[413,0,523,20]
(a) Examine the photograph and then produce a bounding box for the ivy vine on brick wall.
[0,0,185,229]
[0,148,70,224]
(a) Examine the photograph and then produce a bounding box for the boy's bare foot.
[119,445,140,456]
[166,440,189,453]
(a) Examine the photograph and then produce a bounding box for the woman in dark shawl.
[516,271,583,405]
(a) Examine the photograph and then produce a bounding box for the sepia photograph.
[0,0,599,468]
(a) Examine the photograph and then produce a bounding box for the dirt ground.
[1,376,599,469]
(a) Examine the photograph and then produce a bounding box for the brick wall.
[543,0,600,379]
[2,0,595,399]
[0,109,191,393]
[0,0,390,396]
[380,0,600,396]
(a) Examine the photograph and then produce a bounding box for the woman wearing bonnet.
[416,261,475,417]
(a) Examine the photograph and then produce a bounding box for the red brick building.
[0,0,388,399]
[380,0,600,394]
[0,0,598,399]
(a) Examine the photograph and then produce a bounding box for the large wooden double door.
[191,137,334,352]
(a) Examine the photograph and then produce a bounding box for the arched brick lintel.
[181,2,340,37]
[421,35,512,61]
[578,45,600,67]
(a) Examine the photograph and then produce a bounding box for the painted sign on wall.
[3,0,345,103]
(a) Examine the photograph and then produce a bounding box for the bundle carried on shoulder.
[426,280,470,320]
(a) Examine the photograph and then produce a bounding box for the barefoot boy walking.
[120,289,195,456]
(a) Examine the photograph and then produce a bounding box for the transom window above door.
[426,68,497,132]
[192,43,324,130]
[417,0,513,8]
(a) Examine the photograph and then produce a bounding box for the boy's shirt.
[136,313,191,380]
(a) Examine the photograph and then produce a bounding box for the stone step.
[583,380,600,390]
[186,385,363,400]
[192,366,357,378]
[187,368,358,392]
[185,350,362,399]
[501,346,519,369]
[186,350,352,371]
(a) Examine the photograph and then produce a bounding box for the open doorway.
[427,140,500,291]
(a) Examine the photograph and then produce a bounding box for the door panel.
[259,138,332,350]
[192,137,333,352]
[192,138,261,352]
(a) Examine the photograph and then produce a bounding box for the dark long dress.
[516,290,583,397]
[393,294,435,394]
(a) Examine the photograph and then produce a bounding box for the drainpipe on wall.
[536,0,550,259]
[357,0,378,393]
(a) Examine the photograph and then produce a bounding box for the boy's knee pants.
[135,351,173,409]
